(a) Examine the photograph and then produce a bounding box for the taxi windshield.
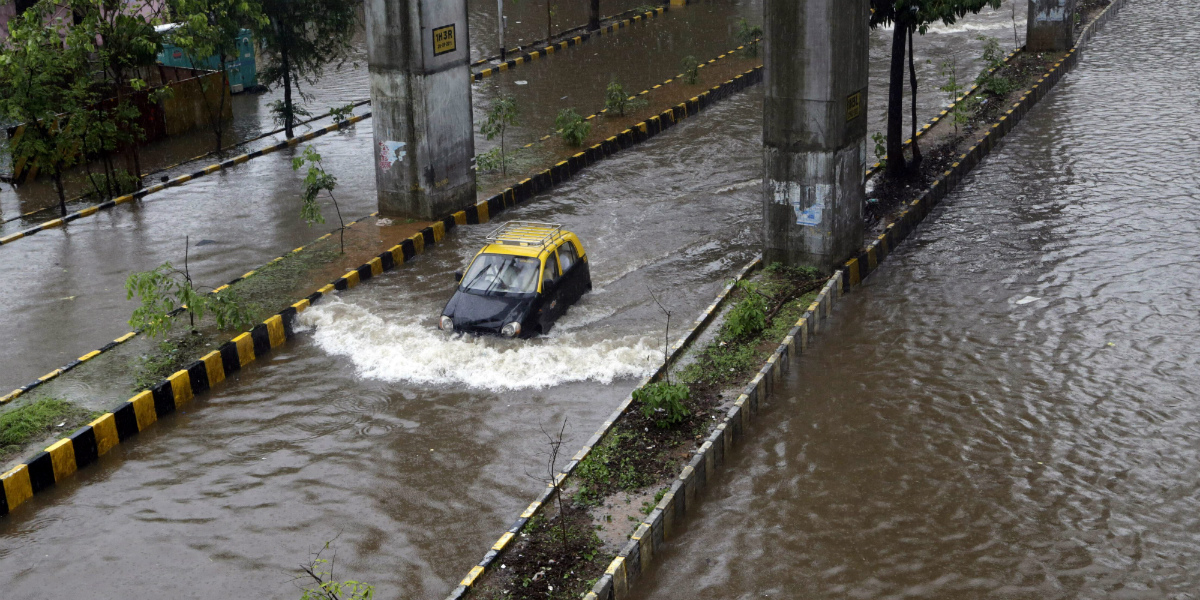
[460,253,540,297]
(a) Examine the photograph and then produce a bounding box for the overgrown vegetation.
[0,398,99,462]
[555,108,591,147]
[975,35,1015,96]
[633,381,690,429]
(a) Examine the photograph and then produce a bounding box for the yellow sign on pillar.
[433,24,457,55]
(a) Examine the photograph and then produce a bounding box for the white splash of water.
[299,300,659,391]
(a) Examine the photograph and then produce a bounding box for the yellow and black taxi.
[439,222,592,338]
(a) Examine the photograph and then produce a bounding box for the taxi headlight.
[439,316,454,331]
[501,322,521,338]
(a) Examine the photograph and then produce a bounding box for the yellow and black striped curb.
[580,3,1129,599]
[503,41,761,160]
[472,7,667,82]
[445,257,762,600]
[0,58,771,518]
[864,46,1023,181]
[0,212,378,408]
[0,112,371,248]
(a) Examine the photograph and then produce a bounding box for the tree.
[588,0,600,31]
[257,0,358,139]
[292,145,346,253]
[870,0,1001,177]
[480,95,518,177]
[126,238,255,336]
[0,2,92,214]
[168,0,267,153]
[735,18,764,57]
[604,79,646,117]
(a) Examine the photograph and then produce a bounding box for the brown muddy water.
[0,0,1024,394]
[630,1,1200,598]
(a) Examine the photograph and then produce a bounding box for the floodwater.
[0,91,764,600]
[0,0,1023,393]
[630,1,1200,598]
[0,4,1042,598]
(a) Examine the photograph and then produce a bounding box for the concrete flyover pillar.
[762,0,868,272]
[365,0,476,219]
[1027,0,1077,52]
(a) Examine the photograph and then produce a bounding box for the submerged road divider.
[569,2,1128,599]
[0,111,371,248]
[1,58,770,517]
[473,6,667,82]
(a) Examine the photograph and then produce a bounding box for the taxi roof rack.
[486,221,565,248]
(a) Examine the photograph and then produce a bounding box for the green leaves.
[633,381,691,429]
[292,146,336,227]
[555,108,591,147]
[735,18,764,57]
[481,95,519,141]
[725,281,768,339]
[125,262,255,337]
[681,55,701,85]
[604,80,646,117]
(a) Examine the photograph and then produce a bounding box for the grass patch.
[0,398,100,462]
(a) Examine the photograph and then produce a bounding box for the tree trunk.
[588,0,600,31]
[885,17,908,178]
[282,45,294,138]
[214,54,228,152]
[52,173,66,216]
[908,25,921,170]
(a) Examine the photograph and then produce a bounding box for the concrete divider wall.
[580,1,1129,598]
[1,60,771,518]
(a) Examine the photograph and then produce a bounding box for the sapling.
[126,237,255,337]
[604,80,647,117]
[735,18,764,57]
[292,145,346,253]
[481,95,519,176]
[294,538,375,600]
[555,108,590,147]
[681,55,701,85]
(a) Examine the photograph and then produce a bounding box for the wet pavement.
[0,91,765,600]
[0,0,1023,393]
[629,1,1200,597]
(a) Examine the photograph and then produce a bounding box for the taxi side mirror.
[454,270,463,282]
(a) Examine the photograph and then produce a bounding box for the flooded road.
[0,93,765,600]
[0,0,1023,393]
[630,1,1200,598]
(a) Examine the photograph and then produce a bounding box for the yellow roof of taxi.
[478,221,580,258]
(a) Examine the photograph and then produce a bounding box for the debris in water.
[376,217,394,227]
[195,239,217,246]
[56,421,65,427]
[515,80,528,85]
[1015,296,1039,305]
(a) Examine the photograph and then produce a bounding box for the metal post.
[498,0,507,60]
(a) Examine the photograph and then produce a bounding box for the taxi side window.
[542,253,560,288]
[558,241,577,273]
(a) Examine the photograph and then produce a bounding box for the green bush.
[475,147,505,173]
[555,108,591,146]
[681,55,701,85]
[735,18,764,57]
[604,79,647,116]
[633,381,691,429]
[725,291,767,339]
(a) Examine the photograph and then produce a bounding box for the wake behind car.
[439,222,592,338]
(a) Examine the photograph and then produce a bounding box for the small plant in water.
[937,58,976,136]
[604,79,647,117]
[328,102,356,124]
[126,237,255,337]
[975,35,1015,97]
[292,145,347,253]
[481,94,519,176]
[871,131,887,169]
[295,540,374,600]
[555,108,591,147]
[681,55,701,85]
[735,18,764,57]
